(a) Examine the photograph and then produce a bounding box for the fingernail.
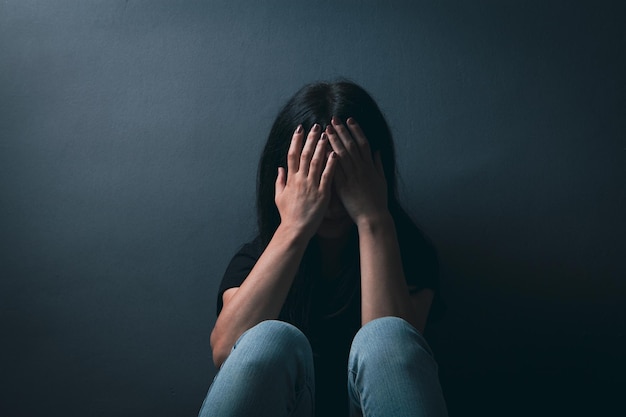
[296,124,303,133]
[312,123,320,132]
[326,124,335,134]
[321,132,327,141]
[332,116,340,125]
[347,117,356,125]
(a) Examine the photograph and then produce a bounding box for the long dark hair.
[256,80,434,329]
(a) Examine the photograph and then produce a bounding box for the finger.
[309,133,329,184]
[346,117,372,161]
[300,123,322,175]
[331,116,360,160]
[287,125,304,173]
[275,166,286,194]
[325,123,353,172]
[320,151,338,192]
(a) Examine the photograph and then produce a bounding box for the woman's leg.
[347,317,448,417]
[198,320,315,417]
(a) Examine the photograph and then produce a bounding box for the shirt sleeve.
[216,236,263,316]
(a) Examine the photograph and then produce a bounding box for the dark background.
[1,1,624,416]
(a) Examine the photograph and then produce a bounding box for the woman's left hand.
[325,117,389,226]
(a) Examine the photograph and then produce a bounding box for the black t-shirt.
[216,216,444,417]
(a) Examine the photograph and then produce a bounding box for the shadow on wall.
[424,241,624,416]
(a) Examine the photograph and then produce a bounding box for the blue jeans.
[198,317,448,417]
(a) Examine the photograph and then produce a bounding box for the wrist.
[355,210,394,233]
[274,222,313,248]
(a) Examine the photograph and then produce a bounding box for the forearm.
[210,225,308,366]
[357,212,417,328]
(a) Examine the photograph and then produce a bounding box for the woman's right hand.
[275,124,338,241]
[212,124,336,367]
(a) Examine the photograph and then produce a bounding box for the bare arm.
[357,213,427,330]
[327,117,433,332]
[210,124,337,368]
[210,225,309,368]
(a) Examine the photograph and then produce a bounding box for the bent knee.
[244,320,310,350]
[350,317,434,366]
[234,320,312,369]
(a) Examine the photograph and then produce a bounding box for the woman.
[199,81,448,417]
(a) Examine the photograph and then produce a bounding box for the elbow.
[210,329,230,369]
[211,349,227,370]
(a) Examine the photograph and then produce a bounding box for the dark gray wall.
[1,1,624,416]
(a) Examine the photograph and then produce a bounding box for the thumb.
[275,166,286,195]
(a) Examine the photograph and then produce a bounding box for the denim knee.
[200,321,316,417]
[233,320,313,374]
[347,317,448,417]
[349,316,434,371]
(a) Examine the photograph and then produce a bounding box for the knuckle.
[309,157,322,168]
[293,174,305,185]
